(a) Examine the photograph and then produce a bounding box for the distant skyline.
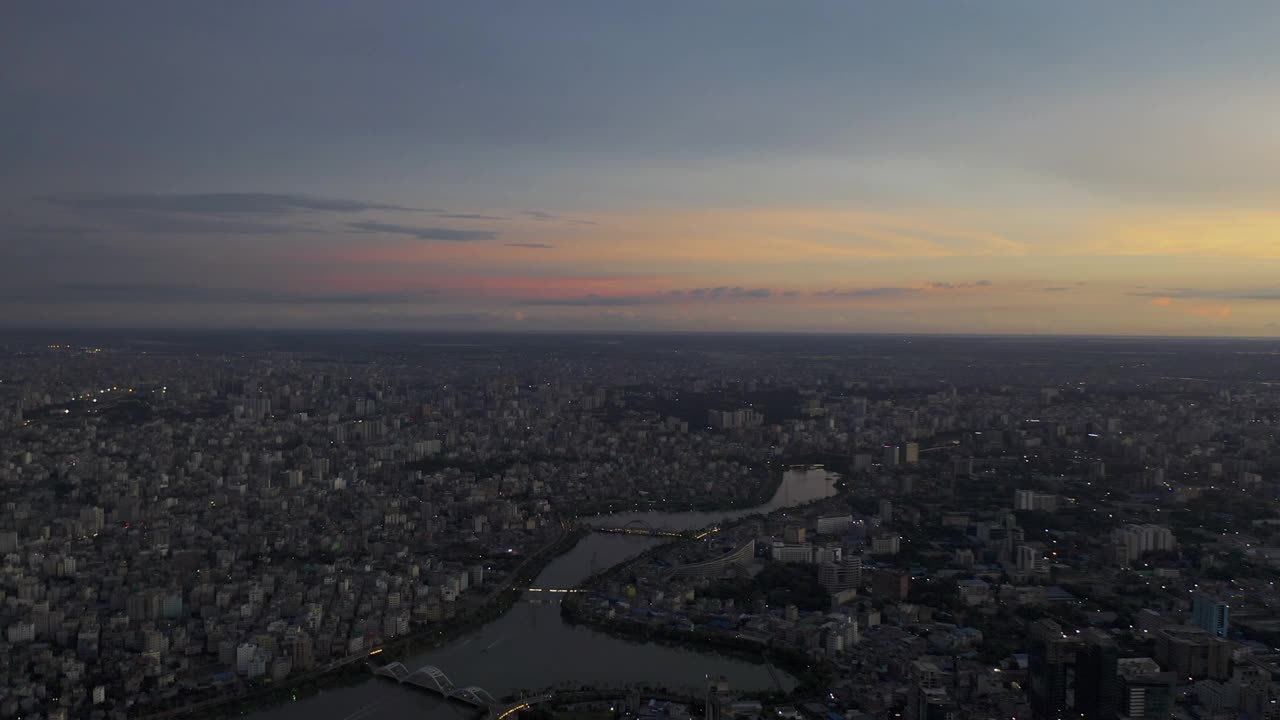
[4,1,1280,335]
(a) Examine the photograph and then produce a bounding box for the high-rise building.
[1015,489,1059,512]
[871,569,909,601]
[1028,619,1074,719]
[1110,524,1177,563]
[912,687,956,720]
[818,556,862,592]
[910,660,955,720]
[904,442,920,464]
[783,526,806,544]
[285,631,315,671]
[705,676,730,720]
[815,514,854,535]
[1117,658,1175,720]
[77,506,105,536]
[770,540,814,564]
[1016,544,1040,573]
[235,642,257,675]
[1076,629,1120,720]
[1192,595,1230,638]
[871,533,900,555]
[850,396,868,416]
[883,444,899,466]
[1153,626,1230,680]
[707,408,764,430]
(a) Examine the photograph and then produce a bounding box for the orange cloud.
[507,207,1029,269]
[1088,211,1280,258]
[1185,303,1232,320]
[1149,296,1232,321]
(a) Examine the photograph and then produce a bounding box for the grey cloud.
[525,294,664,307]
[36,194,512,237]
[1225,292,1280,300]
[1044,286,1074,292]
[525,286,774,306]
[435,213,509,220]
[1132,287,1280,301]
[7,4,1279,217]
[2,283,439,304]
[927,280,993,289]
[522,210,597,225]
[5,211,287,240]
[416,312,525,324]
[347,221,497,242]
[817,287,918,298]
[1,224,132,262]
[506,242,556,249]
[46,192,424,214]
[94,211,296,235]
[6,242,126,262]
[34,193,412,236]
[678,286,771,299]
[820,282,992,297]
[2,224,102,240]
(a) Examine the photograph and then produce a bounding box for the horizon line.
[0,326,1278,342]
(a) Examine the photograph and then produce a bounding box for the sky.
[3,1,1280,335]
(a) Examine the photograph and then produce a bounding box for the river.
[243,467,836,719]
[586,465,839,532]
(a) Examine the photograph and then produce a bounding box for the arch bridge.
[375,662,497,706]
[374,661,550,718]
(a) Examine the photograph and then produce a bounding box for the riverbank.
[142,526,588,720]
[570,469,785,518]
[559,588,831,701]
[225,468,835,720]
[559,476,845,704]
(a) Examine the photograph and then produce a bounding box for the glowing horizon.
[4,3,1280,336]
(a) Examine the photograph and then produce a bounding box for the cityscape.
[2,331,1279,720]
[5,3,1280,720]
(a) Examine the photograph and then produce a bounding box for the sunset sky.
[4,1,1280,335]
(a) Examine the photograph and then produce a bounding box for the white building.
[1111,524,1176,562]
[771,541,814,564]
[235,643,257,675]
[1016,544,1049,573]
[6,621,35,644]
[871,534,900,555]
[815,514,854,535]
[1014,489,1058,512]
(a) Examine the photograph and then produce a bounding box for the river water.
[587,465,839,532]
[245,468,836,719]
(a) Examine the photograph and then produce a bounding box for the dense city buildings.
[3,332,1280,720]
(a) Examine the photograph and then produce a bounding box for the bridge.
[374,662,498,706]
[587,520,724,540]
[588,519,687,538]
[374,662,551,719]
